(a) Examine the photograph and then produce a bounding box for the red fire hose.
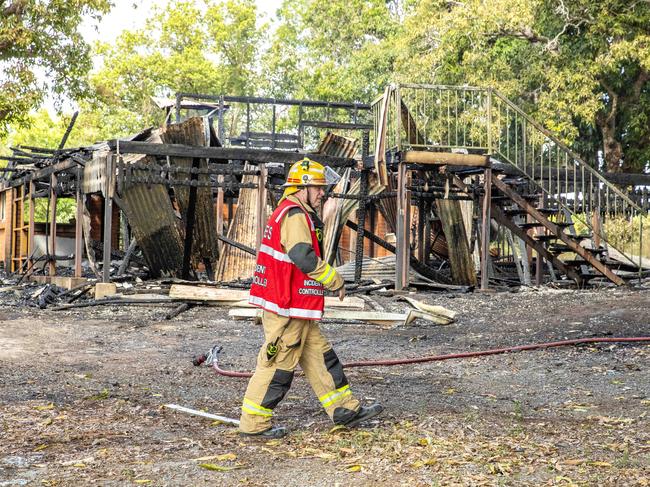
[194,337,650,379]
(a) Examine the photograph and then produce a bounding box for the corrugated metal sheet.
[160,117,220,274]
[120,130,185,277]
[215,164,265,281]
[317,132,358,159]
[335,255,426,282]
[319,132,358,264]
[82,151,109,194]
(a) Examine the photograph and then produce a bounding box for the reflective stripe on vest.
[258,243,292,263]
[248,295,323,320]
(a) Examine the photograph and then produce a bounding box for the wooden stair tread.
[491,194,540,202]
[504,208,559,216]
[518,222,544,229]
[549,245,607,254]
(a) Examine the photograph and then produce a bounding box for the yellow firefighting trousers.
[239,310,360,434]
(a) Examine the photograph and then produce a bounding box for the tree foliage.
[0,0,110,136]
[90,0,267,130]
[394,0,650,172]
[264,0,402,102]
[3,0,650,173]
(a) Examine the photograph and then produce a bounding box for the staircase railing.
[371,83,646,274]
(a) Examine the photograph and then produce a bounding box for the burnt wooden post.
[480,166,492,290]
[255,163,268,251]
[534,193,545,285]
[74,165,83,278]
[216,175,224,252]
[3,189,13,270]
[182,157,201,280]
[354,168,369,282]
[175,93,182,123]
[102,156,115,282]
[28,181,35,271]
[416,170,426,263]
[423,199,432,265]
[218,96,225,143]
[396,161,411,290]
[368,204,376,258]
[48,173,58,276]
[354,132,371,282]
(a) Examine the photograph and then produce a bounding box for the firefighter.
[240,157,383,438]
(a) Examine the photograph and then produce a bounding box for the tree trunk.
[601,123,623,173]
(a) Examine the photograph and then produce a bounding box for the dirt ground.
[1,285,649,486]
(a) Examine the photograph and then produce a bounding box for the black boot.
[240,426,288,439]
[334,403,384,428]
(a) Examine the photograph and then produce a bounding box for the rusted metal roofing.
[316,132,359,159]
[119,130,185,277]
[160,117,220,276]
[335,255,426,282]
[82,151,109,194]
[319,132,360,264]
[215,165,264,281]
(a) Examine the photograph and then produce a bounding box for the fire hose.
[193,336,650,379]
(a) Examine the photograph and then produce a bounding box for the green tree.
[263,0,401,102]
[90,0,267,129]
[0,0,111,136]
[394,0,650,172]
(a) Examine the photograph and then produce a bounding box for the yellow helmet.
[281,157,340,200]
[283,158,328,187]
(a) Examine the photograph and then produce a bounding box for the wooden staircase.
[489,176,625,286]
[372,84,647,287]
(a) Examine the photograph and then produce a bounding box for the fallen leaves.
[198,463,242,472]
[587,460,612,468]
[34,403,55,411]
[192,453,237,462]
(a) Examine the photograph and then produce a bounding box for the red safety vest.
[249,199,325,320]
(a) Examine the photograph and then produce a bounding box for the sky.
[46,0,283,113]
[80,0,283,43]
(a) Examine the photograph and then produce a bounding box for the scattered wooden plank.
[165,302,194,320]
[170,284,249,302]
[169,284,366,309]
[401,297,456,325]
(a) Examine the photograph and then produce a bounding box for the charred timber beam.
[491,162,650,187]
[216,234,256,256]
[0,165,34,171]
[0,156,38,164]
[300,120,373,131]
[108,140,356,167]
[176,92,371,110]
[182,158,200,280]
[0,158,79,190]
